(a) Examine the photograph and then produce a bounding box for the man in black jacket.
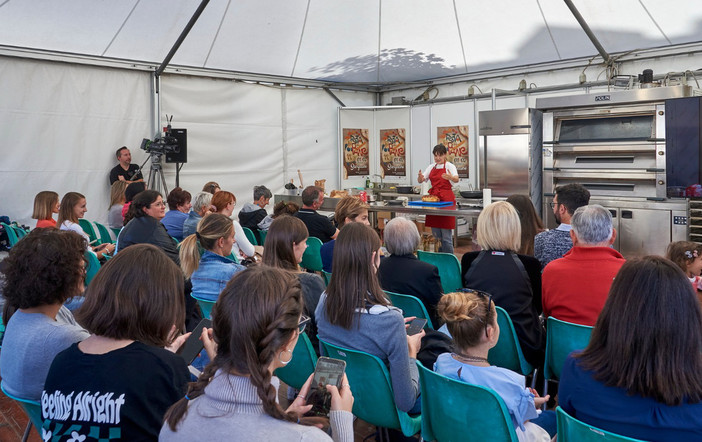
[238,185,272,243]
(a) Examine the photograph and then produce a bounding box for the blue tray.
[407,201,454,207]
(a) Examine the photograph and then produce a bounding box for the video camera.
[140,115,180,154]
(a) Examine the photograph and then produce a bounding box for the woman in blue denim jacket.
[180,213,246,301]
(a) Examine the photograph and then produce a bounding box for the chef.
[417,143,459,254]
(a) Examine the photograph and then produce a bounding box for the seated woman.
[259,200,300,231]
[32,190,59,228]
[42,244,191,440]
[263,215,325,352]
[180,213,245,301]
[202,181,221,194]
[162,187,192,241]
[559,256,702,441]
[505,194,544,256]
[316,223,424,413]
[161,266,354,441]
[121,181,146,221]
[107,180,128,229]
[58,191,115,259]
[435,290,554,440]
[461,201,544,367]
[211,190,261,259]
[0,229,90,401]
[118,190,179,263]
[320,196,370,273]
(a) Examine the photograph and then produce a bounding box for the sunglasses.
[458,288,493,337]
[298,315,311,334]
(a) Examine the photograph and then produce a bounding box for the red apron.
[425,163,456,229]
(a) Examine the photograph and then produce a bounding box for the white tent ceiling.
[1,0,701,85]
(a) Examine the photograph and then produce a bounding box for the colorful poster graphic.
[342,128,369,178]
[437,125,469,178]
[379,128,406,177]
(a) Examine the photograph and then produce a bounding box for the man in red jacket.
[542,204,625,326]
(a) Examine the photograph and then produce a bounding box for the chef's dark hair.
[433,144,447,155]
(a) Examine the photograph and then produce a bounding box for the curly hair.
[2,229,86,322]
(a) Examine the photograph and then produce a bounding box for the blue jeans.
[431,228,454,254]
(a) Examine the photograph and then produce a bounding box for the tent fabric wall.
[0,56,152,226]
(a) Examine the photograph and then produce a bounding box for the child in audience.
[665,241,702,292]
[32,190,59,228]
[161,266,355,441]
[58,191,115,259]
[434,290,554,440]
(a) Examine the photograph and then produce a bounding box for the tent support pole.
[562,0,611,65]
[324,88,346,107]
[155,0,211,77]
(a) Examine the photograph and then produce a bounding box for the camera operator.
[110,146,144,185]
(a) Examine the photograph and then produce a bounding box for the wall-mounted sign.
[437,125,469,178]
[380,128,406,177]
[342,128,369,178]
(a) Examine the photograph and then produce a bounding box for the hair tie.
[185,395,191,401]
[195,232,202,240]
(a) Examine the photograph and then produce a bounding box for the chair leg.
[21,422,32,442]
[542,377,549,410]
[530,368,538,390]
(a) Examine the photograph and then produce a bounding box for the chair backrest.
[1,222,20,247]
[544,317,593,381]
[78,219,100,244]
[488,306,534,376]
[94,222,115,244]
[13,225,28,239]
[225,252,240,264]
[416,362,518,442]
[84,250,101,287]
[191,294,215,319]
[556,407,645,442]
[110,227,122,238]
[259,229,267,245]
[319,339,421,437]
[417,250,463,293]
[242,226,258,246]
[321,270,332,286]
[274,333,318,390]
[300,236,324,272]
[1,382,44,433]
[384,290,434,330]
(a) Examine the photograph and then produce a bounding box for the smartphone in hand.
[178,318,212,364]
[406,318,427,335]
[305,357,346,417]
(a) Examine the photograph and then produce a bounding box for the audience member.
[161,266,354,441]
[42,244,190,440]
[263,215,325,352]
[558,256,702,440]
[58,192,115,259]
[534,184,590,269]
[542,205,624,326]
[506,194,544,256]
[435,290,554,440]
[121,181,146,220]
[259,200,300,231]
[109,146,143,184]
[461,201,544,367]
[180,213,245,301]
[295,186,338,243]
[238,185,272,243]
[32,190,59,228]
[377,217,443,327]
[0,229,89,401]
[183,191,213,238]
[107,181,128,229]
[320,196,370,272]
[202,181,221,194]
[162,187,192,241]
[316,223,423,413]
[211,190,259,259]
[666,241,702,295]
[119,190,179,263]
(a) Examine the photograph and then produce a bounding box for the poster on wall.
[342,128,370,178]
[437,125,469,178]
[379,128,406,177]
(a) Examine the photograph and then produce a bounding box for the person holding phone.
[162,266,355,441]
[316,223,425,414]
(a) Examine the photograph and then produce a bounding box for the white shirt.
[422,162,458,187]
[60,220,90,248]
[231,220,255,258]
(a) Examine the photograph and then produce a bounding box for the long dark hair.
[123,190,161,225]
[506,194,543,256]
[57,192,85,225]
[577,256,702,405]
[325,223,387,329]
[164,266,303,429]
[262,215,308,271]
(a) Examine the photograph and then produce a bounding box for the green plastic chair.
[13,225,28,239]
[488,306,534,379]
[94,222,116,244]
[300,237,324,272]
[319,339,421,437]
[225,252,240,264]
[84,250,101,287]
[556,407,645,442]
[543,317,593,395]
[274,333,318,390]
[417,250,463,293]
[416,362,518,442]
[1,222,20,248]
[259,229,267,245]
[321,270,332,286]
[242,226,258,246]
[384,290,434,330]
[1,382,43,442]
[192,294,215,319]
[111,227,122,238]
[78,219,100,244]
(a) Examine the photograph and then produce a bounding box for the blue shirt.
[182,211,202,239]
[320,239,335,273]
[161,210,189,241]
[191,251,246,301]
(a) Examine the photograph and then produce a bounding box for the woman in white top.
[58,192,115,259]
[210,190,262,259]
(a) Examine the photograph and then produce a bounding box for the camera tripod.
[146,153,169,196]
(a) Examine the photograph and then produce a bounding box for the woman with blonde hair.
[460,201,544,367]
[32,190,59,228]
[108,180,128,229]
[211,190,258,259]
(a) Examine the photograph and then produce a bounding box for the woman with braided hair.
[180,213,245,302]
[161,266,355,441]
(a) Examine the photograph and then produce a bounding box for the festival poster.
[437,125,469,178]
[379,128,406,177]
[342,128,369,178]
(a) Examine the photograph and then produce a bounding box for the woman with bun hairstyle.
[435,290,554,440]
[161,266,355,441]
[32,190,60,228]
[211,190,259,259]
[180,213,245,302]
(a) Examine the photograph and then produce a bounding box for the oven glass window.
[558,115,654,142]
